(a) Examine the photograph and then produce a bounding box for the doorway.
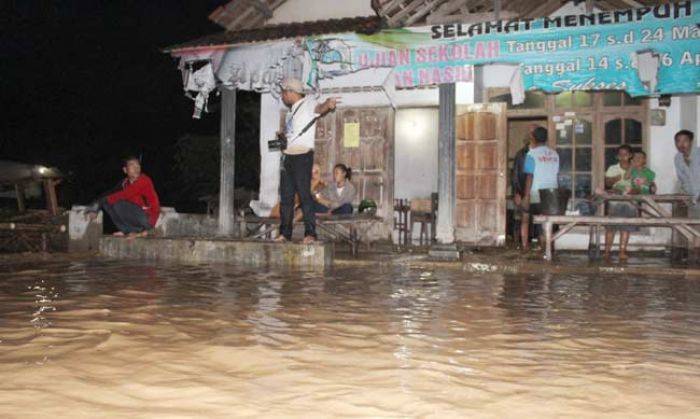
[506,117,546,241]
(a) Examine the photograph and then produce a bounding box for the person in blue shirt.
[521,126,560,251]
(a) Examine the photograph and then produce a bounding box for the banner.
[306,0,700,96]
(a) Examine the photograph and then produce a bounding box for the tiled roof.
[164,16,382,53]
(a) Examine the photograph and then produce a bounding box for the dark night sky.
[1,1,260,210]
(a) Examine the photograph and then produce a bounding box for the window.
[490,91,545,110]
[556,118,593,205]
[493,89,647,202]
[555,91,592,108]
[604,117,643,168]
[603,91,643,107]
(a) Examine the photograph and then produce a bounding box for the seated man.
[314,164,356,215]
[86,156,160,238]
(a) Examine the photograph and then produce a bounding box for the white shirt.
[523,145,559,203]
[284,96,319,155]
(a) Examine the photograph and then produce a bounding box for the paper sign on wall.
[344,123,360,148]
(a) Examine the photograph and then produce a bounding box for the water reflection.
[0,258,699,417]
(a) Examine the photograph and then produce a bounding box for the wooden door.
[314,107,394,220]
[454,103,507,245]
[336,107,393,218]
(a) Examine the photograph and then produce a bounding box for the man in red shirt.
[87,156,160,238]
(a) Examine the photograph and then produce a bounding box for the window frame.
[487,88,649,198]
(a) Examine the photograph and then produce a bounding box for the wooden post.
[473,66,484,103]
[435,83,456,244]
[218,87,236,236]
[43,179,59,216]
[14,184,26,213]
[544,221,553,261]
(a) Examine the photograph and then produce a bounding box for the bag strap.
[286,99,320,146]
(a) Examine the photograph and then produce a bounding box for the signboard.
[306,0,700,96]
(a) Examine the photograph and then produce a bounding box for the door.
[551,114,594,210]
[314,107,394,220]
[454,103,507,245]
[335,107,393,218]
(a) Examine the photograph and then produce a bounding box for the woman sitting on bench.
[314,164,355,215]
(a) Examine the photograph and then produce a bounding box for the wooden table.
[593,193,697,261]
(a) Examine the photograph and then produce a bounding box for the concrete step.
[99,236,331,270]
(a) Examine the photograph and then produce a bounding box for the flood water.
[1,257,699,418]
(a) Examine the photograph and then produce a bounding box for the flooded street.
[1,257,699,418]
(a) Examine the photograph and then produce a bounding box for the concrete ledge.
[333,253,700,278]
[99,236,331,270]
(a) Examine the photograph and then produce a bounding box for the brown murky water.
[1,257,699,418]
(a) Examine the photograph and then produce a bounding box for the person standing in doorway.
[603,145,635,262]
[521,126,559,252]
[674,130,700,218]
[276,78,338,244]
[512,128,536,249]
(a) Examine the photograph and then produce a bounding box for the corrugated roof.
[209,0,287,31]
[164,16,382,53]
[371,0,672,27]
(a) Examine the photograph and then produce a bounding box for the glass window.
[558,173,572,191]
[625,119,642,144]
[556,91,592,108]
[624,94,642,106]
[574,92,593,107]
[575,174,592,198]
[604,117,644,174]
[557,125,573,145]
[576,120,592,145]
[603,92,622,106]
[605,147,618,169]
[491,91,545,110]
[575,147,592,171]
[603,91,642,107]
[558,148,572,171]
[556,118,593,207]
[605,119,622,144]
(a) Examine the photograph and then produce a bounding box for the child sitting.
[626,151,656,195]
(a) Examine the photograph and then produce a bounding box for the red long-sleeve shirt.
[106,174,160,226]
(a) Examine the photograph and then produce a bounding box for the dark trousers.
[100,198,151,234]
[279,151,315,239]
[312,202,353,215]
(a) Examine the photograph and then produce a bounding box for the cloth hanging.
[184,62,217,119]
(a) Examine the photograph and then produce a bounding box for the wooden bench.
[239,213,383,256]
[0,222,66,252]
[533,215,700,261]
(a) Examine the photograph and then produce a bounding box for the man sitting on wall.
[86,155,160,238]
[520,126,560,252]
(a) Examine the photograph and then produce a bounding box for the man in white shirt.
[521,126,559,251]
[276,78,338,244]
[674,130,700,218]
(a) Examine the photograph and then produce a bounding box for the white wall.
[394,108,439,200]
[268,0,374,24]
[257,79,473,210]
